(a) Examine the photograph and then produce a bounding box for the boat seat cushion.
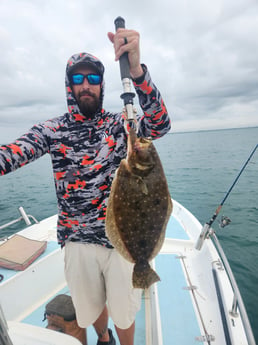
[0,234,47,270]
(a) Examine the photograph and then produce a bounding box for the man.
[0,28,171,345]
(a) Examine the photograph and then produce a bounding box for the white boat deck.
[0,201,254,344]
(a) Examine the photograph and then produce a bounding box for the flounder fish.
[106,128,172,289]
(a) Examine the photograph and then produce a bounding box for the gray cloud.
[0,0,257,142]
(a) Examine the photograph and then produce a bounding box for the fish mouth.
[128,127,137,148]
[128,128,151,153]
[127,128,154,173]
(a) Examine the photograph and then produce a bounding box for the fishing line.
[207,143,258,227]
[196,143,258,250]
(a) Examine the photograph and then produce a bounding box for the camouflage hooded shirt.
[0,52,171,247]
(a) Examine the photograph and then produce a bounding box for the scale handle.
[114,16,131,80]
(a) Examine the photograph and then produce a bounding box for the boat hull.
[0,201,255,345]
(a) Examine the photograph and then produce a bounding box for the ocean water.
[0,126,257,341]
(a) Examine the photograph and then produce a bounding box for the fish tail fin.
[133,261,160,289]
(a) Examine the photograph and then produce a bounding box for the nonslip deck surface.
[155,253,203,345]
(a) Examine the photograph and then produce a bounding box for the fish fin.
[140,180,148,195]
[132,261,160,289]
[136,176,148,195]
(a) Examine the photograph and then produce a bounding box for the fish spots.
[153,199,161,206]
[138,239,147,249]
[106,127,173,288]
[140,211,147,219]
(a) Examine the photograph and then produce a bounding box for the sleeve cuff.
[132,64,147,84]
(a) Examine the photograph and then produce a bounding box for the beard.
[77,90,101,118]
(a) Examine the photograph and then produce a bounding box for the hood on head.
[65,52,105,120]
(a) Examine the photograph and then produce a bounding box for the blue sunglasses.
[71,73,102,85]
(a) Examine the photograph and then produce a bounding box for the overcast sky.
[0,0,258,142]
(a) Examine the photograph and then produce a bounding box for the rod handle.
[114,16,131,80]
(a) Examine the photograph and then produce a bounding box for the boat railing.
[0,207,39,232]
[0,304,13,345]
[210,230,256,345]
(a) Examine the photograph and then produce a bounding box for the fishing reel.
[218,215,231,228]
[196,215,232,250]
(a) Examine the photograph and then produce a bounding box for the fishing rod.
[196,143,258,250]
[114,16,137,131]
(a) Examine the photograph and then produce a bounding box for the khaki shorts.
[64,242,143,329]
